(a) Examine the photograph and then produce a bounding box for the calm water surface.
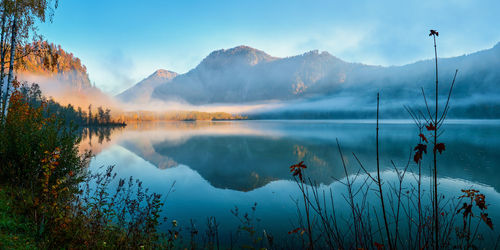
[81,120,500,240]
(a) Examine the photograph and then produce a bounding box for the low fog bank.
[244,92,500,119]
[18,73,119,110]
[117,89,500,120]
[116,97,281,114]
[24,73,500,120]
[16,49,500,121]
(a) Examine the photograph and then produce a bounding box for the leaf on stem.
[426,123,436,131]
[374,242,384,250]
[419,133,428,143]
[434,143,445,154]
[290,161,307,181]
[413,144,427,164]
[481,213,494,230]
[429,29,439,36]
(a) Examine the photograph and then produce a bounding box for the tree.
[0,0,59,119]
[104,108,111,124]
[97,106,104,124]
[87,104,92,125]
[0,1,9,107]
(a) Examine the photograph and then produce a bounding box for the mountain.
[15,41,116,108]
[120,42,500,117]
[150,46,361,104]
[116,69,177,104]
[251,42,500,118]
[16,41,93,91]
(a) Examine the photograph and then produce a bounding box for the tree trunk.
[0,3,7,117]
[1,2,17,117]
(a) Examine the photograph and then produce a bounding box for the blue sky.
[38,0,500,95]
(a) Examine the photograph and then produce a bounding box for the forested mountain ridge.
[135,42,500,114]
[151,46,359,104]
[12,41,117,109]
[15,41,92,91]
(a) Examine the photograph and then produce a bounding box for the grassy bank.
[0,188,38,249]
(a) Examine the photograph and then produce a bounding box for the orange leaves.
[290,161,307,182]
[41,147,66,204]
[481,213,494,230]
[7,90,30,122]
[425,123,436,131]
[41,147,61,169]
[474,193,487,210]
[457,202,473,218]
[374,242,384,250]
[414,122,446,164]
[6,84,45,128]
[413,144,427,164]
[414,144,427,154]
[434,143,445,154]
[413,152,423,164]
[460,189,479,199]
[11,77,21,89]
[458,189,494,231]
[419,133,428,143]
[288,227,305,235]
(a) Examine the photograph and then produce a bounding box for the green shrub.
[0,82,167,249]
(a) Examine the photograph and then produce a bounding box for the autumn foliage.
[0,80,86,244]
[0,82,167,248]
[0,79,85,189]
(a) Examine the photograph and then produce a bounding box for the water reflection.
[83,120,500,239]
[84,120,500,191]
[79,126,126,155]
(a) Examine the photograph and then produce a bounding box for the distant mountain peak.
[300,49,338,59]
[305,49,320,55]
[149,69,178,80]
[226,45,274,55]
[200,45,278,68]
[229,45,259,51]
[116,69,178,101]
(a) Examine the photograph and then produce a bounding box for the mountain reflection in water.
[82,120,500,191]
[81,120,500,237]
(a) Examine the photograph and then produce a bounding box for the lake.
[80,120,500,244]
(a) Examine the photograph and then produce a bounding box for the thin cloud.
[98,49,138,94]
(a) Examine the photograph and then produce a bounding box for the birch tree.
[0,0,58,118]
